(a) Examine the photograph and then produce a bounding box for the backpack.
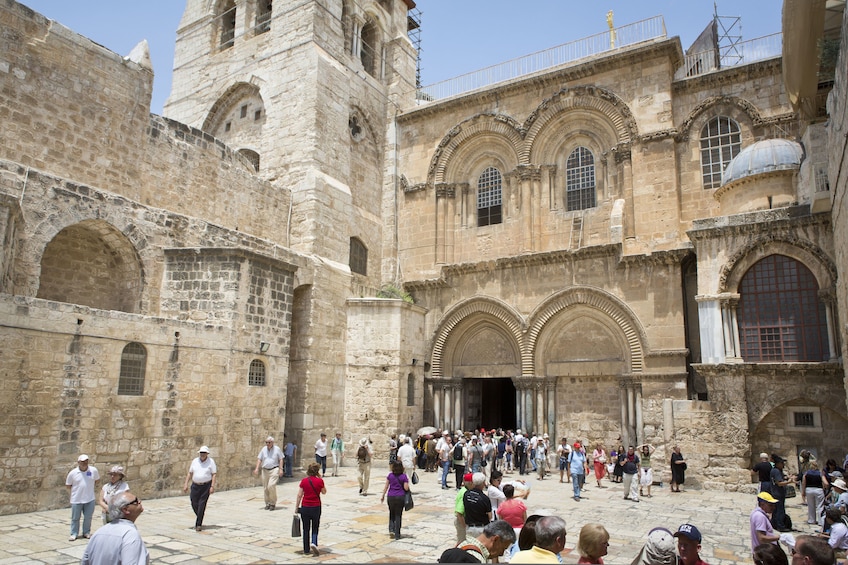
[515,440,525,455]
[453,443,464,461]
[357,445,368,462]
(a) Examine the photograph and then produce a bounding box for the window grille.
[793,412,815,427]
[118,342,147,396]
[477,167,503,227]
[700,116,741,188]
[566,147,596,211]
[248,359,266,386]
[350,238,367,275]
[737,255,829,361]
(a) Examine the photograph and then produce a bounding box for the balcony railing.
[417,16,667,102]
[675,33,783,79]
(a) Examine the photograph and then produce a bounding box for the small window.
[566,146,596,211]
[406,373,414,406]
[256,1,272,34]
[224,121,231,132]
[240,105,248,119]
[254,109,262,121]
[794,412,815,427]
[787,406,822,432]
[238,148,260,172]
[477,167,503,227]
[220,1,236,49]
[248,359,266,386]
[118,342,146,396]
[700,116,741,189]
[350,237,367,275]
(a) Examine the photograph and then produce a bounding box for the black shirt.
[753,461,773,482]
[463,488,492,527]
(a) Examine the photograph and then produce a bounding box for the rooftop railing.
[417,16,667,102]
[674,32,783,79]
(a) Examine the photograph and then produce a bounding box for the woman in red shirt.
[496,484,527,530]
[295,462,326,556]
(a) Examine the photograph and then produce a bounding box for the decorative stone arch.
[524,85,637,162]
[430,297,526,380]
[719,238,837,294]
[526,286,647,375]
[202,81,263,135]
[677,95,764,143]
[36,219,145,313]
[428,113,524,185]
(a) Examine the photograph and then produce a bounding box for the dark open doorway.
[463,378,517,431]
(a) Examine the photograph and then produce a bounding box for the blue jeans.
[441,460,451,488]
[284,456,293,477]
[299,505,321,552]
[70,500,95,537]
[572,473,585,498]
[315,455,326,475]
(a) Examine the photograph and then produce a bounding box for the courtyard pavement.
[0,462,818,564]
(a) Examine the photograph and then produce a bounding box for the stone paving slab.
[0,464,820,563]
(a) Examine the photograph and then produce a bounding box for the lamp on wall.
[259,341,270,353]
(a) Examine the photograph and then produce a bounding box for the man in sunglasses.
[81,491,149,565]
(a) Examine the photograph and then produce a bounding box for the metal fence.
[674,33,783,79]
[417,16,667,102]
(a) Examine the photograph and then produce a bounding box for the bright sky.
[21,1,783,115]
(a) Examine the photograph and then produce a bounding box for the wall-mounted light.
[259,341,270,353]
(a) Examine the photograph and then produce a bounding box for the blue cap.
[673,523,702,543]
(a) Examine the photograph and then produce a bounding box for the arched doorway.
[463,377,517,431]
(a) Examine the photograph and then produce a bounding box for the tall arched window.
[700,116,741,189]
[118,342,147,396]
[350,237,367,275]
[256,1,272,34]
[565,146,596,211]
[248,359,267,386]
[360,20,378,77]
[737,255,829,362]
[219,0,236,49]
[477,167,503,227]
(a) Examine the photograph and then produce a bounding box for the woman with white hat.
[98,465,129,524]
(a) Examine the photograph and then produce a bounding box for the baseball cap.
[673,524,702,543]
[78,454,89,462]
[757,491,778,503]
[198,445,210,453]
[463,473,474,483]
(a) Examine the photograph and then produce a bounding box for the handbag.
[785,484,797,498]
[411,471,419,485]
[291,514,302,538]
[404,489,414,511]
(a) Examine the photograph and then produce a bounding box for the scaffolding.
[407,6,422,88]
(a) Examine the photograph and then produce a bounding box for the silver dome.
[720,138,803,186]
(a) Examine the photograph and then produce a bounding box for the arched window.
[477,167,503,227]
[248,359,267,386]
[350,237,367,275]
[238,148,260,172]
[118,342,147,396]
[406,373,414,406]
[737,255,829,362]
[700,116,741,189]
[256,1,272,34]
[219,0,236,49]
[360,20,378,77]
[565,146,596,211]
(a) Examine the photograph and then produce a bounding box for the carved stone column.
[435,183,456,265]
[545,377,557,437]
[535,379,546,433]
[720,293,742,363]
[820,288,839,360]
[517,165,541,253]
[454,380,463,433]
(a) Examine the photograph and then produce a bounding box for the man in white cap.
[81,490,149,565]
[66,454,100,541]
[355,437,374,495]
[183,446,217,531]
[751,491,781,552]
[831,478,848,512]
[253,436,283,510]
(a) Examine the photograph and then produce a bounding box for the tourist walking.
[801,460,829,525]
[380,461,410,540]
[66,454,100,541]
[569,444,589,501]
[356,438,373,495]
[453,437,467,490]
[99,465,129,524]
[592,443,607,487]
[613,445,625,483]
[314,433,328,476]
[622,446,640,502]
[330,432,344,476]
[295,462,326,556]
[638,444,655,497]
[769,455,795,531]
[670,445,686,493]
[253,436,283,510]
[183,446,217,531]
[81,491,149,565]
[439,434,453,489]
[283,438,296,478]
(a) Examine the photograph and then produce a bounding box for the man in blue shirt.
[568,444,589,501]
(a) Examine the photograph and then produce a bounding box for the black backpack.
[357,445,368,462]
[453,443,464,461]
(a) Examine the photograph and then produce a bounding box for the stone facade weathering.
[0,0,846,514]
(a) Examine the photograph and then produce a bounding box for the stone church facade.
[0,0,845,513]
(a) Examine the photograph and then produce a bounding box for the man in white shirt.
[823,508,848,553]
[314,433,328,476]
[81,491,149,565]
[66,454,100,541]
[398,436,417,480]
[183,446,217,531]
[253,436,284,510]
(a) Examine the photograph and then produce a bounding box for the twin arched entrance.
[425,289,646,440]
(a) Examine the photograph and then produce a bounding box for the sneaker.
[68,535,77,542]
[81,534,91,539]
[310,543,320,556]
[268,505,275,511]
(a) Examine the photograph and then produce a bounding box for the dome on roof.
[721,138,803,186]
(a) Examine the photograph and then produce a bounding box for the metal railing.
[417,16,667,102]
[675,33,783,79]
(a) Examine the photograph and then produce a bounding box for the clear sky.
[21,1,783,115]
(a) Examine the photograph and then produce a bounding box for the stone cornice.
[688,205,830,241]
[645,349,689,358]
[693,362,843,377]
[672,57,782,94]
[398,39,683,124]
[619,248,692,267]
[712,169,797,201]
[163,246,300,273]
